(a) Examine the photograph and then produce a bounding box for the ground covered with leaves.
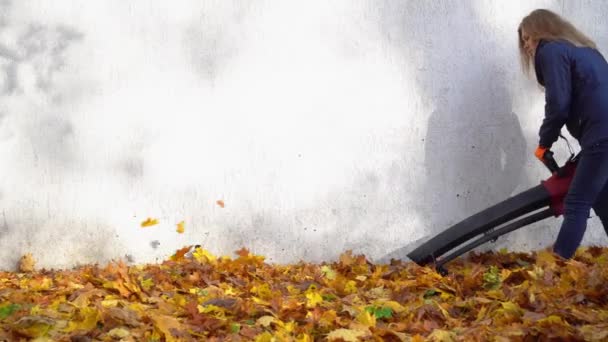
[1,246,608,341]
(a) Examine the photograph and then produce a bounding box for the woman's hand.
[535,145,548,162]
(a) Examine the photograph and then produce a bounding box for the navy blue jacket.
[534,39,608,149]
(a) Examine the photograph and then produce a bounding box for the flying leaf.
[176,221,185,234]
[141,218,159,227]
[170,245,192,262]
[19,253,36,273]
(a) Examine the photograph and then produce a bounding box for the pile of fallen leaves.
[1,246,608,341]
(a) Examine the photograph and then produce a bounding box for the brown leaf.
[104,307,142,327]
[11,315,55,338]
[171,246,193,262]
[148,312,185,342]
[201,298,238,310]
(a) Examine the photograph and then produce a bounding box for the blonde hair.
[518,9,597,74]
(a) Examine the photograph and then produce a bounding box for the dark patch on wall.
[184,2,256,83]
[122,158,145,180]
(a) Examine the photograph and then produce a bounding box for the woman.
[519,9,608,259]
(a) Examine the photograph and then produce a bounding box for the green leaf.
[483,266,501,289]
[0,303,20,320]
[374,307,393,319]
[230,323,241,333]
[321,265,336,280]
[423,289,440,299]
[140,277,154,291]
[322,294,337,302]
[364,306,393,320]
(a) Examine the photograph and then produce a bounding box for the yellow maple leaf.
[103,280,132,298]
[141,217,159,227]
[305,290,323,308]
[101,299,119,308]
[535,250,556,265]
[192,246,217,265]
[427,329,456,342]
[12,315,55,338]
[251,283,273,300]
[538,315,564,325]
[251,296,271,306]
[148,312,184,342]
[176,221,185,234]
[356,309,376,327]
[198,304,227,319]
[30,277,52,291]
[500,301,523,316]
[295,333,313,342]
[326,328,366,341]
[64,307,100,332]
[319,310,337,328]
[280,320,297,333]
[344,280,358,294]
[254,332,273,342]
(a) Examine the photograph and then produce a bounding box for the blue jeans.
[554,139,608,258]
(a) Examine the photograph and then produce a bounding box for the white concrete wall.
[1,1,607,270]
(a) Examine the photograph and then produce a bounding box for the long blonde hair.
[518,9,597,74]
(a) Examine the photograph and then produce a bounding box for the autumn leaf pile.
[1,246,608,341]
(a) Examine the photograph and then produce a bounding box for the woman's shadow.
[379,69,527,263]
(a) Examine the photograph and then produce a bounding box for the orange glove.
[535,146,547,162]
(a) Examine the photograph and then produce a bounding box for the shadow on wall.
[376,2,527,262]
[423,75,526,236]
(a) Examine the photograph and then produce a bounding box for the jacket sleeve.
[535,42,573,148]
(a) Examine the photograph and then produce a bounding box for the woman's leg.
[554,141,608,258]
[592,178,608,237]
